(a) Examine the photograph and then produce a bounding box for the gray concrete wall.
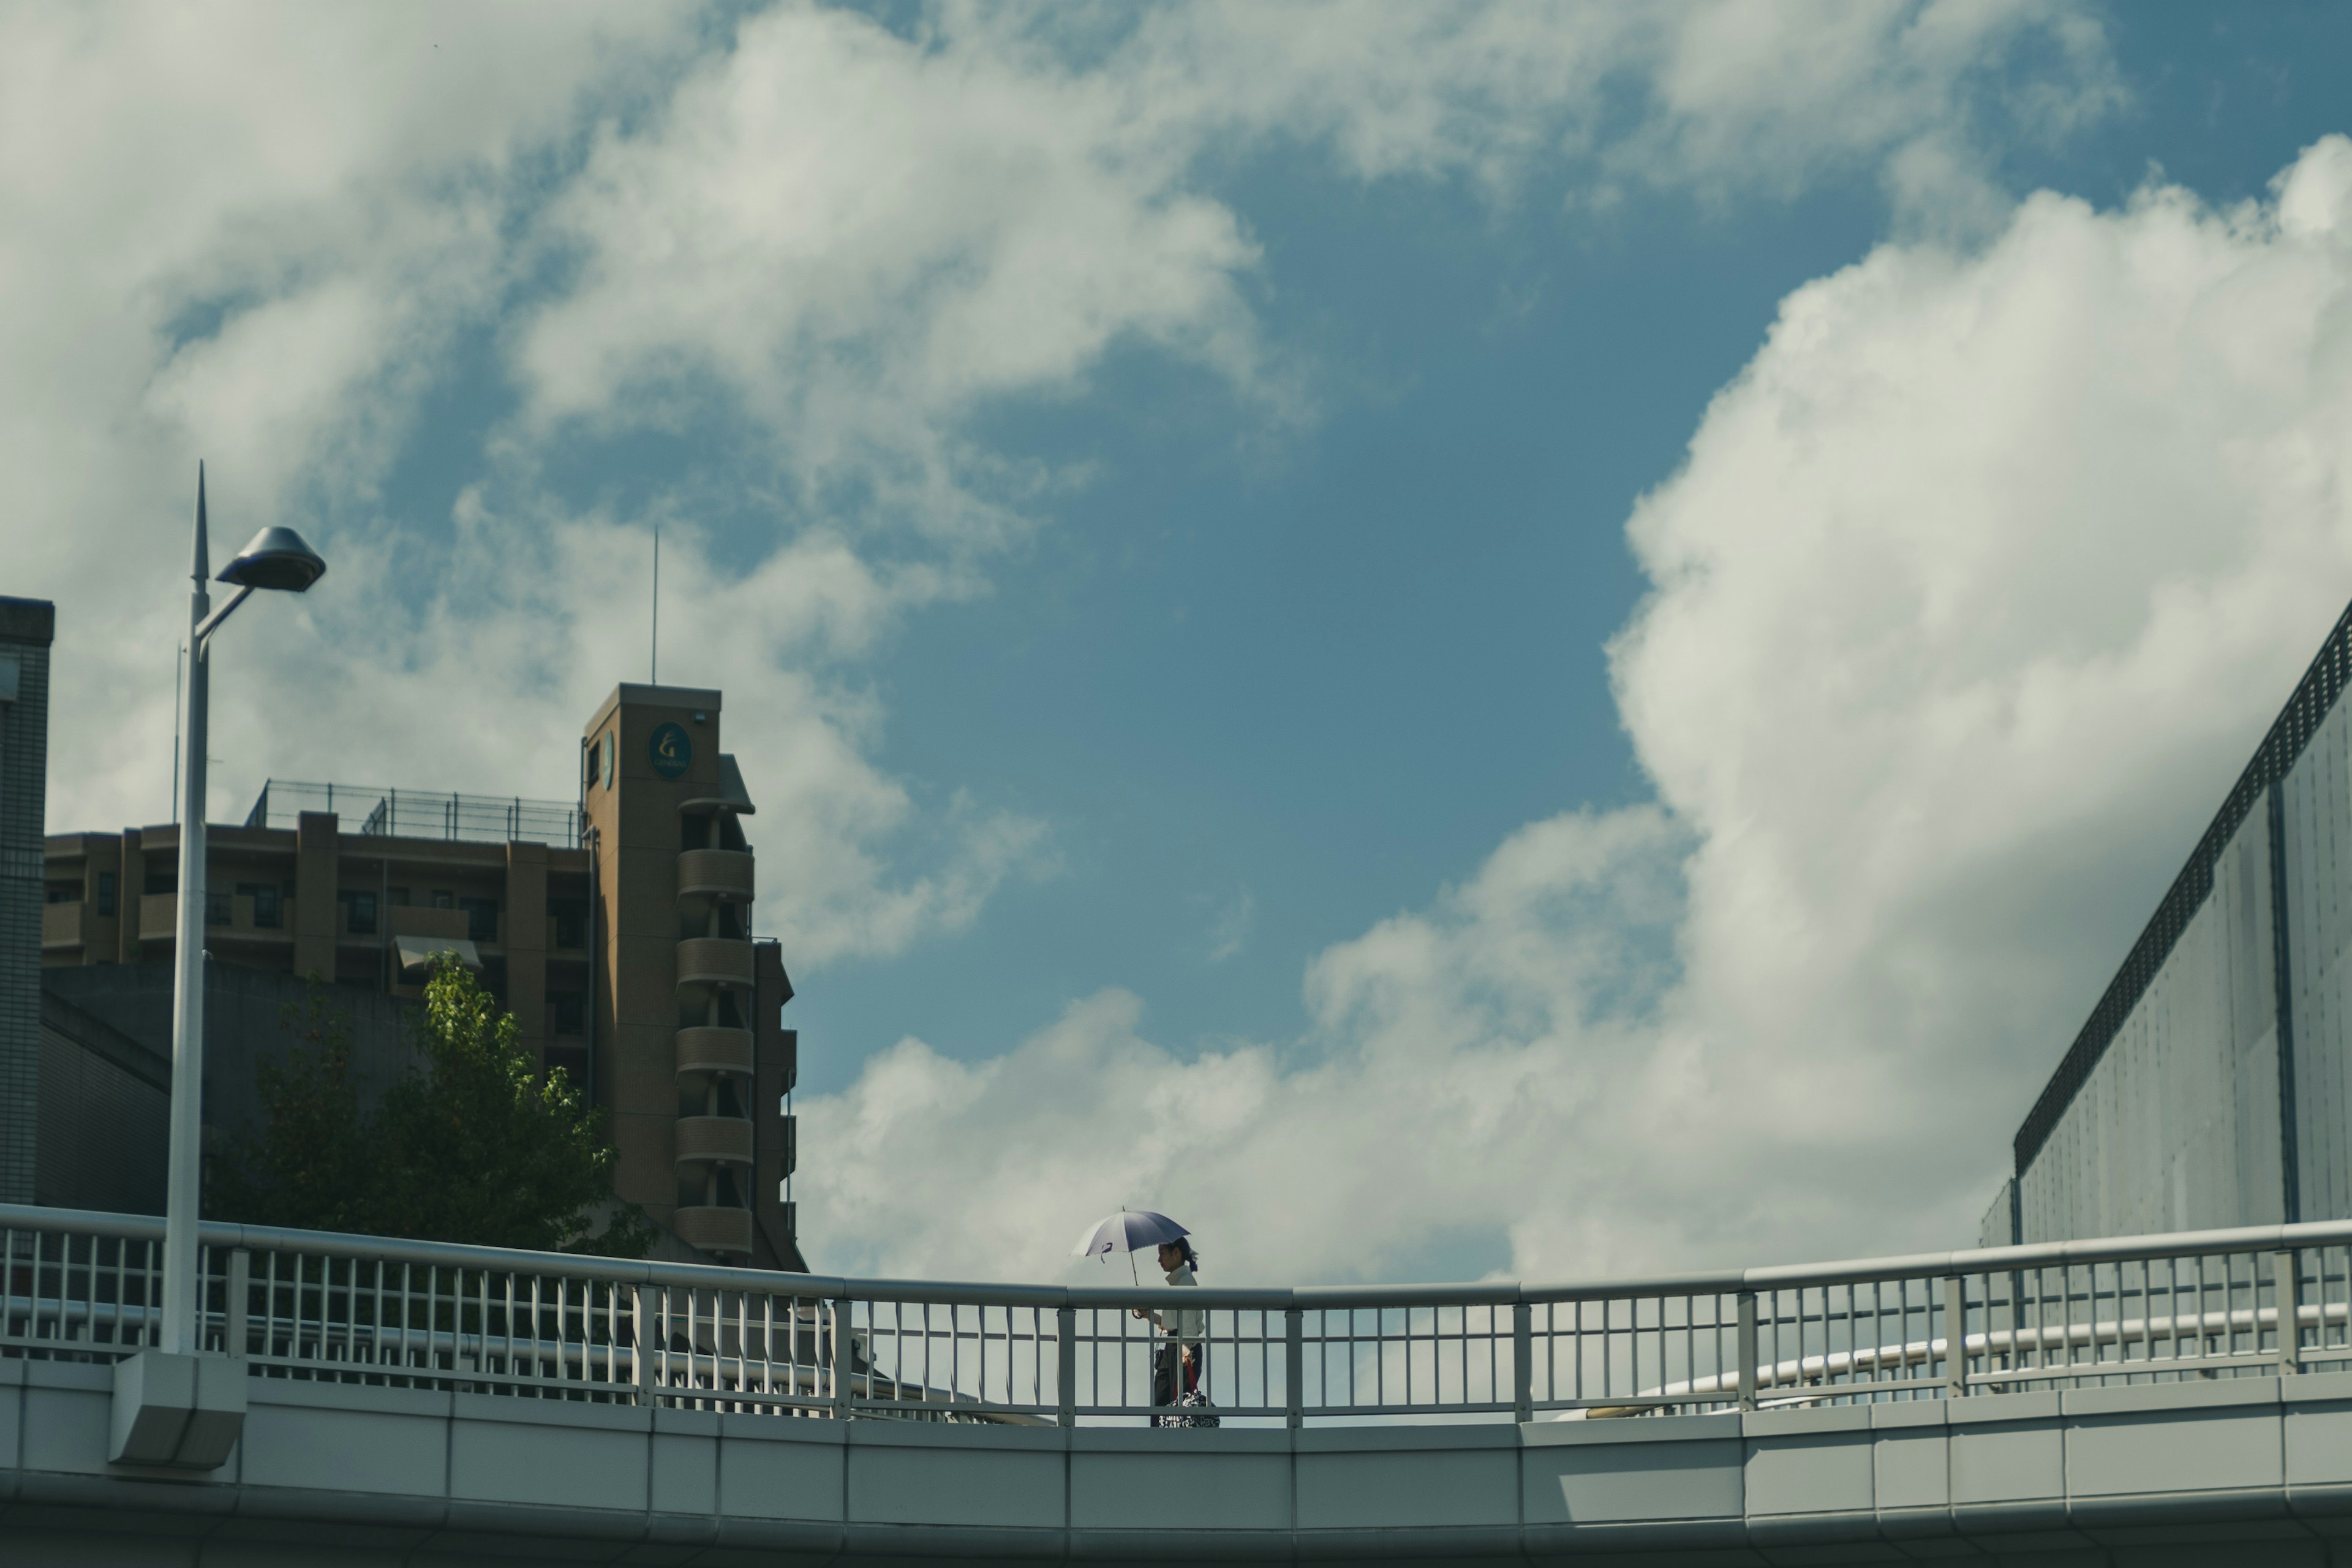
[2015,687,2352,1245]
[33,964,422,1215]
[35,989,168,1213]
[13,1357,2352,1564]
[46,963,423,1127]
[2019,803,2287,1243]
[2284,693,2352,1223]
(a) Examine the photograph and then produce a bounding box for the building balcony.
[390,905,470,941]
[42,900,85,950]
[140,892,175,940]
[676,937,753,989]
[134,891,298,943]
[677,848,754,901]
[673,1116,754,1168]
[676,1026,754,1079]
[673,1205,753,1255]
[216,893,293,937]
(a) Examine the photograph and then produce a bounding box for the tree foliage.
[209,959,656,1257]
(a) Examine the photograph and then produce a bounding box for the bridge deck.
[12,1355,2352,1563]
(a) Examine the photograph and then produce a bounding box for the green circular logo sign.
[649,722,692,780]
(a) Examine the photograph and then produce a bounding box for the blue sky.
[12,1,2352,1285]
[788,1,2352,1078]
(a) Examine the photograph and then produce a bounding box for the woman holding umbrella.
[1134,1237,1205,1423]
[1069,1210,1213,1425]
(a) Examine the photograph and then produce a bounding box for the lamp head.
[216,526,326,592]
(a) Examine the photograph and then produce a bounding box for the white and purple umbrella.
[1071,1209,1189,1282]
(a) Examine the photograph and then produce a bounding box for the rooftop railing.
[244,780,585,850]
[6,1204,2348,1427]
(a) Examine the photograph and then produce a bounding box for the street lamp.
[160,464,326,1357]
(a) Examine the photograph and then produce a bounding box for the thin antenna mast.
[650,527,660,684]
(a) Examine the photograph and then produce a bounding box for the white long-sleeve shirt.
[1150,1264,1204,1341]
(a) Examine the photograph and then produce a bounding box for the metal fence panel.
[15,1206,2352,1430]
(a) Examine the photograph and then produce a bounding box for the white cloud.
[514,0,2121,530]
[802,805,1683,1284]
[1206,888,1254,963]
[798,138,2352,1287]
[8,0,2118,975]
[1121,0,2115,206]
[1,0,686,821]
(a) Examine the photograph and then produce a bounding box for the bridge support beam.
[108,1349,244,1469]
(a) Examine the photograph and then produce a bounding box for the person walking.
[1133,1237,1207,1425]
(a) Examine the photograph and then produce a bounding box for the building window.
[145,867,175,895]
[431,889,454,910]
[97,872,115,917]
[205,891,232,926]
[551,898,587,949]
[238,883,281,929]
[459,896,499,941]
[341,890,378,935]
[548,990,585,1035]
[45,883,77,904]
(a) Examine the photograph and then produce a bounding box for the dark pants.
[1152,1340,1196,1408]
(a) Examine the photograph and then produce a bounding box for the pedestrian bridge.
[10,1205,2352,1564]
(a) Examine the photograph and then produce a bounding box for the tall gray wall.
[35,964,423,1215]
[36,985,168,1213]
[2011,604,2352,1243]
[2281,687,2352,1219]
[2016,805,2285,1241]
[0,597,54,1205]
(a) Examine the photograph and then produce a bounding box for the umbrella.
[1071,1209,1189,1284]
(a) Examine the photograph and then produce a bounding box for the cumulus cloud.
[2,1,684,811]
[797,138,2352,1287]
[806,807,1683,1284]
[8,0,2119,973]
[518,0,2118,520]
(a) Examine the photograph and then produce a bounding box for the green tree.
[210,960,655,1257]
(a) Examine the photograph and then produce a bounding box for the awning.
[395,934,483,975]
[682,752,756,815]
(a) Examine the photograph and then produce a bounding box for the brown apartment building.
[40,682,802,1270]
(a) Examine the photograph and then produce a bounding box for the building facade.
[579,682,799,1263]
[1,597,55,1205]
[39,680,801,1269]
[1996,599,2352,1245]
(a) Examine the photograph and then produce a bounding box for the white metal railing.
[7,1204,2352,1427]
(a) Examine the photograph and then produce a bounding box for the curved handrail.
[9,1202,2351,1310]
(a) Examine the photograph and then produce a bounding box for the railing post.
[225,1248,250,1359]
[1511,1302,1533,1423]
[634,1284,658,1404]
[1057,1305,1077,1427]
[1735,1292,1757,1412]
[1944,1276,1968,1398]
[831,1299,854,1420]
[1284,1308,1304,1430]
[2277,1250,2302,1376]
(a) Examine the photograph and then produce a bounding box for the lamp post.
[160,464,326,1355]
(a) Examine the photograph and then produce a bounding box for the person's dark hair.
[1162,1235,1199,1273]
